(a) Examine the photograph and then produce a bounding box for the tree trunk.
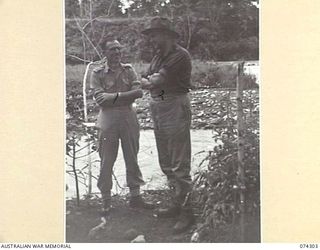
[236,61,246,242]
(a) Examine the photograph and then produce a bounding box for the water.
[66,62,260,198]
[66,129,217,198]
[244,62,260,84]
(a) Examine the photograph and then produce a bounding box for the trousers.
[97,105,145,199]
[150,93,192,206]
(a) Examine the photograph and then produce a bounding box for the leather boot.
[100,198,111,217]
[173,208,195,233]
[156,205,181,218]
[129,195,155,209]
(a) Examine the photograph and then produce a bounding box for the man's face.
[148,31,168,52]
[105,46,122,64]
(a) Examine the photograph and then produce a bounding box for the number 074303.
[300,244,319,248]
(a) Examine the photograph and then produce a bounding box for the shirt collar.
[156,44,177,58]
[103,62,125,73]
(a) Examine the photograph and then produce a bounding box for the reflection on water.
[66,129,217,198]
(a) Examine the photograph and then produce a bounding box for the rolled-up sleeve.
[127,66,141,90]
[90,70,105,98]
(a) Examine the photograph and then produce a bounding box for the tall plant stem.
[72,138,80,206]
[236,61,245,241]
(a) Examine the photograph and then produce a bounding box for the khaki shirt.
[90,63,140,95]
[90,63,140,129]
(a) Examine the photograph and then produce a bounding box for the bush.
[191,89,260,242]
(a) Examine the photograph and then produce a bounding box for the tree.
[65,0,259,62]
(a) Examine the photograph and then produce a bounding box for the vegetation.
[65,0,260,242]
[191,88,259,242]
[65,0,259,63]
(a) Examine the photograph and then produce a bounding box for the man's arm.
[95,65,143,107]
[90,68,113,106]
[141,50,191,90]
[90,68,105,99]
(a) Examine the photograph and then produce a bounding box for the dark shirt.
[146,44,192,98]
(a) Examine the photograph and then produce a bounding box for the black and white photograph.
[65,0,260,243]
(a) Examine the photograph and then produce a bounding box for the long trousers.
[150,93,192,206]
[97,105,145,200]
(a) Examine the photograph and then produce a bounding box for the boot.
[156,205,181,218]
[99,191,112,217]
[100,198,111,217]
[129,195,155,209]
[173,208,195,234]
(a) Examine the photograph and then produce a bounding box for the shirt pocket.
[102,74,116,91]
[119,73,131,89]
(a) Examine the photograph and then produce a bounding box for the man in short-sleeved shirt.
[90,40,154,216]
[141,17,194,233]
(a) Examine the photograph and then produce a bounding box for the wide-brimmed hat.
[141,17,179,38]
[103,40,124,51]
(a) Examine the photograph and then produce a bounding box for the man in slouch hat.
[141,17,194,233]
[90,40,154,217]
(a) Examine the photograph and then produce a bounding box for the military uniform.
[90,63,145,202]
[141,16,194,233]
[145,44,193,208]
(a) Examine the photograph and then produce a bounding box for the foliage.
[65,0,124,19]
[65,0,259,63]
[64,0,260,235]
[192,63,258,89]
[191,88,259,242]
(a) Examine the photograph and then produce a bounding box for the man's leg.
[170,123,192,204]
[97,129,119,214]
[151,97,191,218]
[168,123,194,233]
[120,110,154,209]
[154,95,194,231]
[169,95,194,233]
[150,100,175,181]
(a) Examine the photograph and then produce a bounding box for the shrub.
[191,89,260,242]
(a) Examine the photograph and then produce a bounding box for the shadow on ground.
[66,190,260,243]
[66,190,193,243]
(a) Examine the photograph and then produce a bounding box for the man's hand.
[149,73,165,88]
[95,92,117,105]
[141,78,153,90]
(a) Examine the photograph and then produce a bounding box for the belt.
[151,93,187,101]
[101,104,132,111]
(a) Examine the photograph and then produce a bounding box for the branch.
[73,15,103,60]
[67,54,92,63]
[82,15,110,30]
[112,171,125,190]
[97,26,106,48]
[107,0,115,17]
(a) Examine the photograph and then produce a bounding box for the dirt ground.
[66,190,260,243]
[66,190,194,243]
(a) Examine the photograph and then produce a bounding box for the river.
[66,62,259,198]
[66,129,218,199]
